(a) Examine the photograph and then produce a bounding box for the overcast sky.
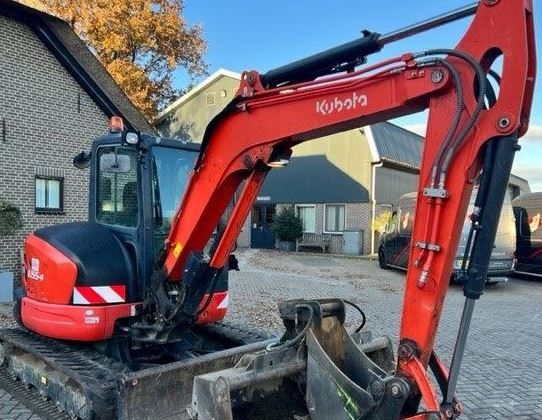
[179,0,542,191]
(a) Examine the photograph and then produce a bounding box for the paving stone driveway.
[1,249,540,419]
[0,387,41,420]
[225,250,542,419]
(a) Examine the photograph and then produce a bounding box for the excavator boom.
[157,0,535,416]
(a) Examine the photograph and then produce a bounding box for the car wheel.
[378,248,389,269]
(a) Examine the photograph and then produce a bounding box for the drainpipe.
[370,161,384,255]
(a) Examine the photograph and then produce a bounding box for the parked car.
[512,192,542,277]
[378,187,516,284]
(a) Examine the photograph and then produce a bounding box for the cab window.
[151,146,198,256]
[96,146,139,227]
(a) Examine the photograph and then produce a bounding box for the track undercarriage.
[0,323,274,419]
[0,299,398,420]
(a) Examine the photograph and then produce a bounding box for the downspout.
[371,161,384,255]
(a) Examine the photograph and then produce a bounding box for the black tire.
[378,248,389,269]
[449,274,458,285]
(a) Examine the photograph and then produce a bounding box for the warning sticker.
[84,316,100,324]
[31,258,40,272]
[173,242,183,258]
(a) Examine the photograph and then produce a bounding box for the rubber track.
[0,328,129,419]
[0,323,273,419]
[0,368,71,420]
[199,321,274,345]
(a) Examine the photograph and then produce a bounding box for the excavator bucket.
[117,338,275,420]
[189,299,405,420]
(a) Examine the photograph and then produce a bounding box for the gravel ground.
[225,249,420,337]
[0,305,17,329]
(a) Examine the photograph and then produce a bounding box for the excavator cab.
[88,132,201,302]
[17,129,229,342]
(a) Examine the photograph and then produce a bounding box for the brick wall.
[325,203,371,254]
[0,16,108,284]
[271,202,372,254]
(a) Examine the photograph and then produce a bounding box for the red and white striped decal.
[73,286,126,305]
[217,292,229,309]
[196,291,229,324]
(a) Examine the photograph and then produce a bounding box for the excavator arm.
[151,0,534,417]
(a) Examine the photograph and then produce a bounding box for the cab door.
[90,144,142,302]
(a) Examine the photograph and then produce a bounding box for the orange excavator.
[0,1,535,418]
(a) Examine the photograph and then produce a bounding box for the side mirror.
[73,151,91,169]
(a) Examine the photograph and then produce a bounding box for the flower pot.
[278,241,296,252]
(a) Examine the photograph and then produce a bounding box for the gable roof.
[365,123,526,190]
[1,0,154,133]
[156,69,241,122]
[365,122,423,170]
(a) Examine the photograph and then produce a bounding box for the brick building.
[0,0,153,282]
[158,70,532,256]
[255,123,422,255]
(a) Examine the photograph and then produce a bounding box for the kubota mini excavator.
[0,1,536,419]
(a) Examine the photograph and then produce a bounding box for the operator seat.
[121,182,138,226]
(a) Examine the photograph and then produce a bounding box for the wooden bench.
[296,233,332,253]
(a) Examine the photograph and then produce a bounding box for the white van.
[378,188,516,284]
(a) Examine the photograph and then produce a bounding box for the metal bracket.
[415,242,441,252]
[423,187,448,198]
[190,346,306,420]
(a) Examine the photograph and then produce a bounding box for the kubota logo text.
[316,92,368,115]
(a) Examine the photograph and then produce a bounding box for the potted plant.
[271,205,303,252]
[0,197,23,236]
[0,197,23,303]
[372,210,392,240]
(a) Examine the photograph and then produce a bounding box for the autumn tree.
[372,210,392,235]
[34,0,207,118]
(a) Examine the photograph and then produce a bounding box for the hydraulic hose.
[266,304,315,352]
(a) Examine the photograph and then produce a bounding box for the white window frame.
[323,203,346,234]
[295,204,316,233]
